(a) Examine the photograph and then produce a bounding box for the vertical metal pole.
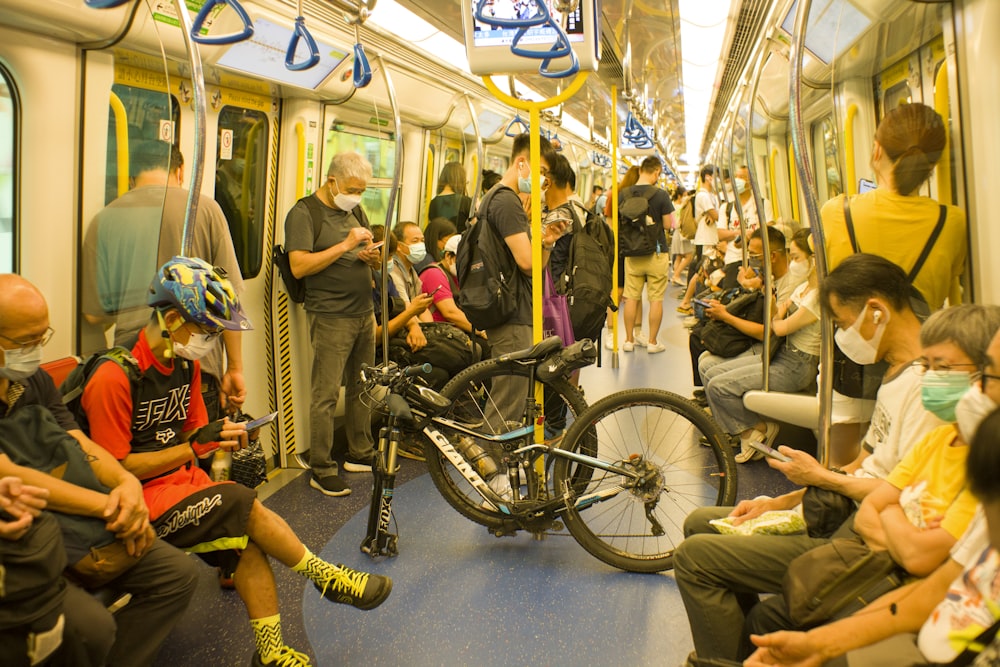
[172,0,205,257]
[789,0,832,466]
[610,85,620,369]
[378,54,403,356]
[464,95,484,215]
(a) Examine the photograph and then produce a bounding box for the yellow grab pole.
[294,121,306,199]
[933,64,952,204]
[845,104,857,195]
[109,92,130,197]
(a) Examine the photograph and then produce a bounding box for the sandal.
[676,305,693,315]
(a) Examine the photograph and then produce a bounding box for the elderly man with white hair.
[284,151,382,497]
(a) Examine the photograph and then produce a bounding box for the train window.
[817,116,842,200]
[0,65,16,273]
[323,124,396,227]
[106,85,180,205]
[215,106,269,279]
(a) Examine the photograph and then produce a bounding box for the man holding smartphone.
[82,257,392,667]
[284,151,382,497]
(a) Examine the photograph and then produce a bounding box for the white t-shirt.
[693,188,719,246]
[724,196,761,265]
[785,284,822,356]
[855,364,946,480]
[917,509,998,663]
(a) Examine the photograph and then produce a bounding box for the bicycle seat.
[503,336,563,362]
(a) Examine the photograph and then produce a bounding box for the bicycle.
[361,336,737,573]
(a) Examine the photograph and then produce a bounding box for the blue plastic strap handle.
[286,17,320,71]
[353,43,372,88]
[538,34,580,79]
[84,0,131,8]
[504,115,530,137]
[190,0,254,46]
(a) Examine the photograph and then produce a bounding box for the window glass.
[215,106,269,279]
[0,66,16,273]
[322,123,396,227]
[106,84,180,205]
[882,81,913,116]
[819,116,842,199]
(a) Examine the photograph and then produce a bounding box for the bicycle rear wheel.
[553,389,736,573]
[424,357,588,530]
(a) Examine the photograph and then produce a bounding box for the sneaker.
[646,342,665,354]
[734,439,765,464]
[343,455,374,473]
[397,440,425,462]
[251,647,312,667]
[683,316,700,329]
[623,341,635,352]
[633,331,648,347]
[309,474,351,497]
[314,564,393,610]
[604,334,614,350]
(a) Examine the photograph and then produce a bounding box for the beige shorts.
[623,253,670,301]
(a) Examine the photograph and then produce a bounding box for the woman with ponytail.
[821,103,966,310]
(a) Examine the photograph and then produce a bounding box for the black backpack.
[617,185,659,257]
[555,201,616,340]
[455,185,522,330]
[59,345,192,436]
[274,197,367,304]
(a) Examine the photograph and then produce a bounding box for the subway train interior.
[0,0,998,664]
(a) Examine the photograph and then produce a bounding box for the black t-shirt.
[618,184,675,249]
[483,185,532,326]
[1,370,80,431]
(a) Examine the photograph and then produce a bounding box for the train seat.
[743,390,876,430]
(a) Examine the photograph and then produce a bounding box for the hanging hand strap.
[190,0,254,45]
[84,0,131,8]
[286,16,320,71]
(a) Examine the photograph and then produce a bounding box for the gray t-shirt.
[483,186,532,326]
[283,195,373,317]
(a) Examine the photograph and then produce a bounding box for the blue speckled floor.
[304,473,691,666]
[152,293,801,666]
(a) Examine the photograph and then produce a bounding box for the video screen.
[472,0,585,47]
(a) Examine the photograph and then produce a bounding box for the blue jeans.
[308,312,376,477]
[704,344,818,434]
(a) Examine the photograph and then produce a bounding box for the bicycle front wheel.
[425,357,588,530]
[553,389,737,573]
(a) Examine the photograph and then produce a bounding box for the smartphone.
[243,411,279,431]
[429,285,442,296]
[747,440,792,462]
[693,298,712,308]
[368,240,385,251]
[858,178,876,194]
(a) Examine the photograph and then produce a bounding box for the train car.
[0,0,997,664]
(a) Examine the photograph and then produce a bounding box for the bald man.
[0,274,197,666]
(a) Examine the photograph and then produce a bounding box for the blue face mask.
[385,258,396,274]
[920,370,973,422]
[517,161,532,194]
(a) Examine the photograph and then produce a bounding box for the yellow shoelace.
[270,647,312,667]
[320,565,370,598]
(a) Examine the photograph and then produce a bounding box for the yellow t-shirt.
[886,424,977,540]
[821,191,967,308]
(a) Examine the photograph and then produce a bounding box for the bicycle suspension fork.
[361,418,400,557]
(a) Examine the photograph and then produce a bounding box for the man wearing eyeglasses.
[0,273,198,666]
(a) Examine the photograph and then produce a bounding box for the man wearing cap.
[82,257,392,667]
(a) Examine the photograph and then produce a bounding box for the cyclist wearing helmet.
[81,257,392,667]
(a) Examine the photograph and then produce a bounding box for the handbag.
[801,484,856,538]
[783,537,904,628]
[231,439,269,489]
[542,268,576,346]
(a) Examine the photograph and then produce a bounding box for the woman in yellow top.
[822,103,966,309]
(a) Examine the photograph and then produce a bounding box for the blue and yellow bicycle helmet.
[148,256,252,331]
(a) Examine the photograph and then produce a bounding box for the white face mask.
[0,346,43,381]
[834,305,888,366]
[955,383,998,443]
[405,242,427,264]
[331,179,362,212]
[173,333,217,361]
[788,258,811,282]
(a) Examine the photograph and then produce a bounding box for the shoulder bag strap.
[843,196,860,254]
[300,195,326,245]
[943,615,1000,667]
[907,205,948,283]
